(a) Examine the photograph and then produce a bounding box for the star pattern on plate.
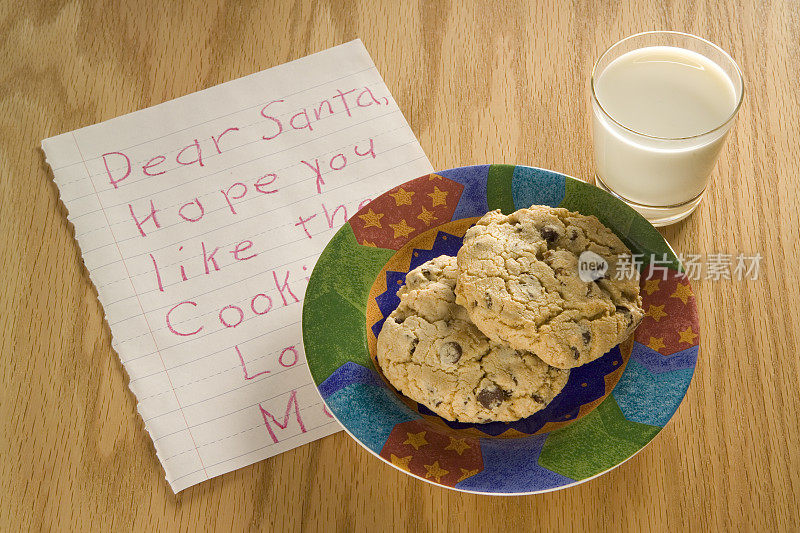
[348,175,463,249]
[635,266,700,355]
[358,208,384,229]
[389,219,415,239]
[417,206,436,226]
[457,468,480,483]
[643,278,661,295]
[423,461,449,482]
[670,283,693,305]
[379,420,483,487]
[646,304,668,322]
[444,437,471,456]
[647,336,666,352]
[389,187,414,206]
[390,454,412,470]
[428,186,448,207]
[403,431,428,450]
[678,326,698,345]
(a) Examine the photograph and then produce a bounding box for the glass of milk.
[591,32,743,226]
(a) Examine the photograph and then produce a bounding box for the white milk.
[592,46,738,209]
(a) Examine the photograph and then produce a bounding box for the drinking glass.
[590,31,744,226]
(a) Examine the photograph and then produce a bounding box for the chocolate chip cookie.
[377,256,569,423]
[455,207,644,369]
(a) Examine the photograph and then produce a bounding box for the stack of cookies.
[377,205,644,423]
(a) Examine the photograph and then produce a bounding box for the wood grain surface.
[1,0,798,530]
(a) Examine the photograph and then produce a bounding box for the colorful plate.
[302,165,699,494]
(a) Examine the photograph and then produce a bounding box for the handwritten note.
[41,40,433,492]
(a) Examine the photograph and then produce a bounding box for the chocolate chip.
[409,338,419,355]
[582,330,591,344]
[395,317,405,324]
[438,341,462,364]
[484,291,493,309]
[571,346,580,360]
[477,385,509,409]
[512,376,518,385]
[435,400,442,407]
[540,225,559,244]
[420,268,432,280]
[532,394,544,403]
[569,229,579,241]
[616,305,634,326]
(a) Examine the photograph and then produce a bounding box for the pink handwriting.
[178,198,205,222]
[295,213,316,239]
[357,86,389,107]
[129,200,161,237]
[278,346,298,367]
[165,300,203,337]
[101,126,240,189]
[161,265,306,337]
[250,293,273,315]
[258,86,388,144]
[259,390,307,444]
[100,85,388,193]
[175,139,204,168]
[272,270,300,306]
[300,137,377,194]
[322,203,347,229]
[150,238,258,292]
[235,343,297,380]
[149,254,164,292]
[219,305,245,328]
[260,100,285,140]
[220,182,247,215]
[235,345,270,380]
[132,173,281,238]
[294,198,372,240]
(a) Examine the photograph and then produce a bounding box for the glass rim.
[590,30,745,141]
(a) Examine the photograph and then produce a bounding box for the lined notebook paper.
[42,40,433,492]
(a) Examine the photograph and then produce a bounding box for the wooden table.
[2,0,798,530]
